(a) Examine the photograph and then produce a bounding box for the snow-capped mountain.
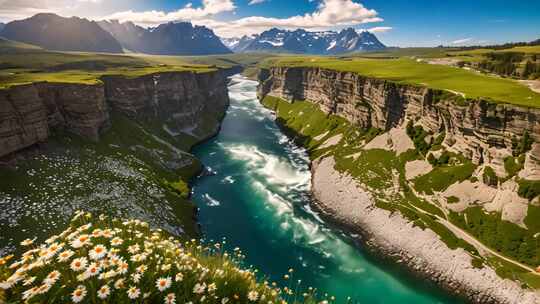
[225,28,386,54]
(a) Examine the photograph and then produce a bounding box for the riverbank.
[310,156,540,304]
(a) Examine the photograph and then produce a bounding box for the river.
[191,75,464,303]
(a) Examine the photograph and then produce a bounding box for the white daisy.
[89,245,107,260]
[164,293,176,304]
[247,291,259,302]
[97,285,111,299]
[155,277,172,292]
[127,286,140,299]
[193,282,206,294]
[57,250,75,263]
[44,270,61,285]
[70,258,88,272]
[71,285,87,303]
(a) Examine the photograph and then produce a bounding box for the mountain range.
[98,20,232,55]
[0,13,386,56]
[0,13,123,53]
[222,28,386,54]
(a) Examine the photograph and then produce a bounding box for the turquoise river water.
[192,75,465,303]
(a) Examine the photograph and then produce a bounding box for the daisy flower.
[71,235,90,249]
[114,278,125,289]
[20,238,35,246]
[221,298,229,304]
[36,283,51,295]
[85,263,101,277]
[23,276,36,286]
[127,286,141,299]
[127,244,140,254]
[22,286,39,300]
[247,291,259,302]
[193,282,206,294]
[44,270,61,285]
[175,273,183,282]
[57,250,74,263]
[70,258,88,272]
[155,277,172,292]
[97,285,111,299]
[71,285,87,303]
[110,237,123,247]
[89,245,107,260]
[207,283,217,293]
[118,261,129,274]
[165,293,176,304]
[132,273,142,283]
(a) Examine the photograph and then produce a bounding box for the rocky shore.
[311,156,540,304]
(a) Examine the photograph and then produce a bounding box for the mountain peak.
[228,27,386,54]
[99,19,231,55]
[1,13,123,53]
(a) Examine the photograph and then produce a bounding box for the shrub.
[0,212,321,304]
[406,122,431,155]
[504,156,524,178]
[482,166,499,187]
[168,179,190,199]
[511,131,533,157]
[518,179,540,201]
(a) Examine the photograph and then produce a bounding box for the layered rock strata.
[0,70,229,160]
[258,66,540,168]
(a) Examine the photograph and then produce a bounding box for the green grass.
[0,40,218,88]
[268,57,540,107]
[450,208,540,267]
[413,162,476,195]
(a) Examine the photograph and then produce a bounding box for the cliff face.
[0,70,229,160]
[258,66,540,169]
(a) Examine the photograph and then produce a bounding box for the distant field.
[269,57,540,107]
[0,37,283,88]
[0,39,225,88]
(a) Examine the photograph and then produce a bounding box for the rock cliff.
[0,70,229,161]
[258,66,540,169]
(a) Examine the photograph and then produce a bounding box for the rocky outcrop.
[0,70,230,161]
[258,66,540,167]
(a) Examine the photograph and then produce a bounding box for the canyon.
[0,70,230,162]
[258,66,540,303]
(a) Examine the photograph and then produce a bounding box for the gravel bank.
[311,156,540,304]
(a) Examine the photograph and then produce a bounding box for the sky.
[0,0,539,47]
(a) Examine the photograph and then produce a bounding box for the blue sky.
[1,0,539,46]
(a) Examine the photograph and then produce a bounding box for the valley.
[1,4,540,303]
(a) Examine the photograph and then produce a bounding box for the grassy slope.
[261,95,540,289]
[0,112,207,255]
[268,56,540,107]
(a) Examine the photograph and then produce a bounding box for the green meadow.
[269,57,540,107]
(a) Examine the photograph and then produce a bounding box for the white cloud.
[0,0,384,39]
[101,0,236,25]
[200,0,383,37]
[248,0,267,5]
[452,37,473,44]
[366,26,392,33]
